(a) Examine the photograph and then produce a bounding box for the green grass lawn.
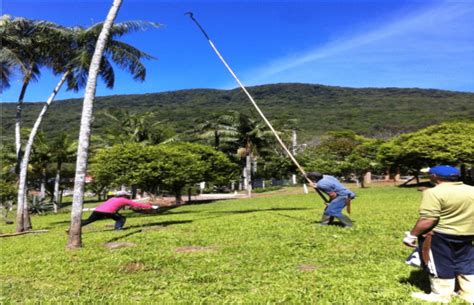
[0,186,468,304]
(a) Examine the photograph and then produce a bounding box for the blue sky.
[2,0,474,103]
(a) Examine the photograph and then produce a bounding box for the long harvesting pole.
[186,12,314,185]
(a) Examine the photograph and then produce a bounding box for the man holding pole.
[306,172,355,228]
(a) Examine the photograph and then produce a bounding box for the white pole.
[187,13,311,184]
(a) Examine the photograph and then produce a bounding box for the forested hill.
[1,83,473,142]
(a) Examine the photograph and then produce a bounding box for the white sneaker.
[411,292,451,303]
[458,293,474,304]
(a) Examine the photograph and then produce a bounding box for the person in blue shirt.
[306,172,355,228]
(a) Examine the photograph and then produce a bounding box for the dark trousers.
[419,232,474,279]
[81,211,126,230]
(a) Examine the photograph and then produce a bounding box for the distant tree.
[29,132,51,201]
[259,153,295,180]
[344,139,384,187]
[378,121,474,182]
[91,142,238,204]
[0,144,16,223]
[298,131,365,177]
[233,112,275,194]
[102,110,174,145]
[194,111,275,194]
[171,142,239,187]
[194,113,239,150]
[90,143,148,194]
[49,132,76,212]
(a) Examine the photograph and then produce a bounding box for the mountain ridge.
[1,83,473,142]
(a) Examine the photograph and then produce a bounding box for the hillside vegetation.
[1,83,473,141]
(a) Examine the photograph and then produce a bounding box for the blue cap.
[429,165,460,177]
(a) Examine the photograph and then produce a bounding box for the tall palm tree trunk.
[68,0,123,249]
[245,154,252,197]
[15,72,69,232]
[15,76,31,171]
[39,168,46,200]
[53,164,61,213]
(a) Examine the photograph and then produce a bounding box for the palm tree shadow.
[106,229,142,242]
[399,269,430,293]
[105,220,192,243]
[126,220,192,229]
[210,207,311,215]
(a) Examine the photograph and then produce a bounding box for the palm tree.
[15,19,158,232]
[197,111,274,196]
[0,15,60,165]
[102,110,173,145]
[0,60,13,93]
[195,113,240,150]
[29,132,51,201]
[68,0,125,248]
[234,113,274,196]
[49,132,76,212]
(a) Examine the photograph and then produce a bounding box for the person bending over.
[306,172,355,228]
[81,191,156,230]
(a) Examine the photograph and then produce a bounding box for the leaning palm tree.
[1,16,64,231]
[15,19,158,232]
[68,0,133,248]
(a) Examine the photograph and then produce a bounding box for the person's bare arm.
[403,217,438,247]
[410,217,438,236]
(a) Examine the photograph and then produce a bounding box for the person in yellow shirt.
[403,165,474,303]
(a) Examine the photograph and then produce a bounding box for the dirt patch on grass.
[174,246,216,253]
[297,264,320,272]
[120,262,146,273]
[104,242,137,249]
[141,225,166,232]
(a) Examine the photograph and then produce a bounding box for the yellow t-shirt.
[419,182,474,235]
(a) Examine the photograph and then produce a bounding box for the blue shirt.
[317,175,355,198]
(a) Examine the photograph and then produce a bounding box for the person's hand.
[308,181,316,188]
[151,205,159,210]
[403,231,417,247]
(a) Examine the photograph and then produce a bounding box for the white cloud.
[230,1,474,91]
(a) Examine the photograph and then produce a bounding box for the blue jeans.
[324,196,348,217]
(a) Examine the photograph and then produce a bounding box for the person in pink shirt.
[81,191,156,230]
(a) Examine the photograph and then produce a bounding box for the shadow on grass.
[106,229,143,242]
[105,220,193,243]
[272,212,315,224]
[126,220,192,230]
[210,207,311,215]
[399,269,430,293]
[398,181,432,188]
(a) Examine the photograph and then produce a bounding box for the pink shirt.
[94,197,152,213]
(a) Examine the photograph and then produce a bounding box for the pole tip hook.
[185,12,194,18]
